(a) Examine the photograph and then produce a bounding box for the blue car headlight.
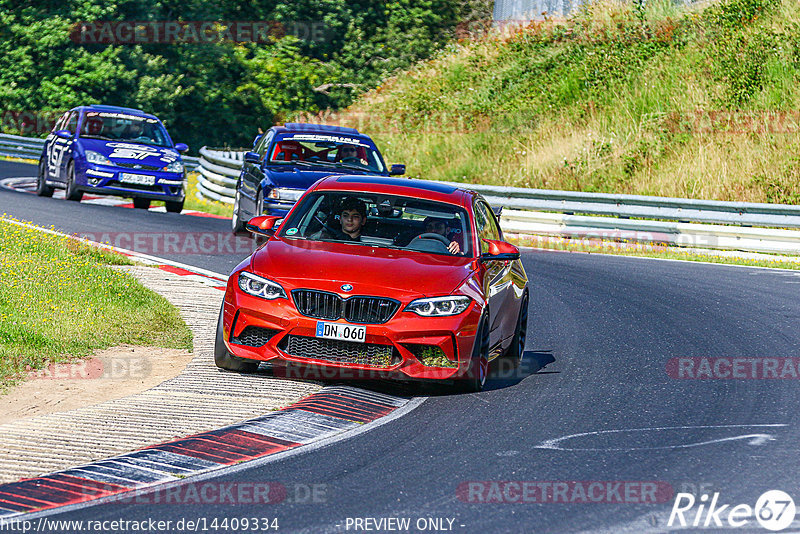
[85,150,112,166]
[404,296,471,317]
[163,161,184,173]
[238,271,286,300]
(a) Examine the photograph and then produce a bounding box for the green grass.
[178,171,234,217]
[0,218,193,389]
[331,0,800,204]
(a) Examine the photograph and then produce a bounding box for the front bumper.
[79,163,186,200]
[222,283,482,381]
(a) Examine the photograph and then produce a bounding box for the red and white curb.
[0,176,228,219]
[0,387,420,518]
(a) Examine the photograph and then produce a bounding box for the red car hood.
[249,237,476,299]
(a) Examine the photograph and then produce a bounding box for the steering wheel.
[313,213,346,240]
[341,157,364,165]
[407,232,451,252]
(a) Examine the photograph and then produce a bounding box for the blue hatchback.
[231,123,405,233]
[37,105,189,212]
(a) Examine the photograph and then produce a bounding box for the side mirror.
[174,143,189,153]
[390,164,406,176]
[55,129,72,139]
[244,151,260,164]
[246,215,283,236]
[252,134,263,149]
[479,239,520,262]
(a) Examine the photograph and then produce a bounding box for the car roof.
[76,105,157,120]
[313,175,477,205]
[272,123,361,136]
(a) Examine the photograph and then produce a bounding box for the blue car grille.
[115,162,164,171]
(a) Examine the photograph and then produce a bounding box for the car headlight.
[268,188,304,201]
[85,151,112,166]
[163,161,184,173]
[238,271,286,300]
[404,296,471,317]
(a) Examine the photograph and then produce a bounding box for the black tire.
[165,199,184,213]
[36,160,54,197]
[458,317,489,393]
[231,188,246,234]
[504,293,528,367]
[64,161,83,202]
[132,197,151,210]
[214,304,260,373]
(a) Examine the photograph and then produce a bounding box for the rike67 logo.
[669,490,796,531]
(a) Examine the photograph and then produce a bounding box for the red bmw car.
[215,176,529,392]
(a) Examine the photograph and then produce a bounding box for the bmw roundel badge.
[341,284,353,292]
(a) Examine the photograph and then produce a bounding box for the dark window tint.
[474,201,500,253]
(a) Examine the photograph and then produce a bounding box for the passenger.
[423,216,461,254]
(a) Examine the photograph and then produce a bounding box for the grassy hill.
[325,0,800,203]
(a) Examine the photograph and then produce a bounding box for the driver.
[127,121,149,142]
[423,217,461,255]
[317,197,367,242]
[337,144,367,165]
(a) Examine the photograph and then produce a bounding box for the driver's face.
[340,209,364,233]
[341,146,357,157]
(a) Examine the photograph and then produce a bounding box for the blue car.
[37,105,189,212]
[231,123,405,233]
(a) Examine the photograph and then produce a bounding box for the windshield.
[267,133,386,173]
[278,191,472,257]
[79,111,172,147]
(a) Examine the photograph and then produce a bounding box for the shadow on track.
[252,349,557,398]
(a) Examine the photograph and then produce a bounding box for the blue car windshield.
[80,111,172,147]
[268,133,386,173]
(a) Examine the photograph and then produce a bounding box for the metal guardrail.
[198,148,800,256]
[195,147,245,205]
[0,133,200,170]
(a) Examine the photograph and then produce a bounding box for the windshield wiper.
[333,162,371,172]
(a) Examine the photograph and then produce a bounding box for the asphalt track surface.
[3,161,800,533]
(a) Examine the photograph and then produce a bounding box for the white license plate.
[119,173,155,186]
[315,321,366,343]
